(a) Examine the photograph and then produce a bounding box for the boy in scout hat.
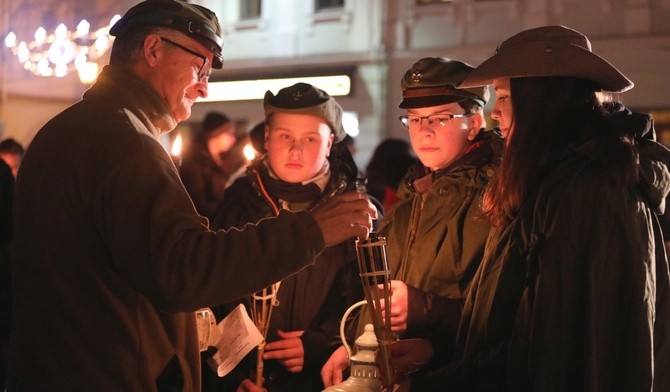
[7,1,378,390]
[206,82,370,391]
[322,57,502,389]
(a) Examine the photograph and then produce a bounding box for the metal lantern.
[323,300,383,392]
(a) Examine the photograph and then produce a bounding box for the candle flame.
[171,133,182,156]
[243,143,256,161]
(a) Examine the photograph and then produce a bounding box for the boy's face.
[405,102,481,171]
[265,112,334,183]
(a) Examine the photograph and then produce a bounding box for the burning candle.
[243,142,256,162]
[171,132,182,167]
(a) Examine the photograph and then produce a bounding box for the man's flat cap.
[110,0,223,69]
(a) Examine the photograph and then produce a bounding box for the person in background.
[248,120,267,156]
[0,138,25,179]
[339,134,357,158]
[365,138,418,213]
[321,57,501,390]
[179,111,241,219]
[205,82,369,392]
[387,25,670,391]
[6,1,376,390]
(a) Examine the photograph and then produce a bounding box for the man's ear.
[143,34,162,68]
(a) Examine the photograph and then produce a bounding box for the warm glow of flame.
[171,133,182,156]
[243,143,256,161]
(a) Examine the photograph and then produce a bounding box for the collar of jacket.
[245,158,351,206]
[83,65,177,138]
[403,129,501,194]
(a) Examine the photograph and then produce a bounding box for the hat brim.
[459,42,633,93]
[264,103,346,143]
[399,94,477,109]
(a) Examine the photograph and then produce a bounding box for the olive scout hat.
[399,57,489,109]
[263,82,346,143]
[459,25,633,93]
[110,0,223,69]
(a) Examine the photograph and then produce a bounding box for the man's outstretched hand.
[311,190,378,247]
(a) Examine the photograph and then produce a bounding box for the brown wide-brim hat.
[110,0,224,69]
[400,57,489,109]
[264,82,346,143]
[459,25,633,93]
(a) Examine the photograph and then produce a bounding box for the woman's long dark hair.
[483,77,638,228]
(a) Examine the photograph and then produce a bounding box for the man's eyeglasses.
[160,37,210,82]
[399,113,472,131]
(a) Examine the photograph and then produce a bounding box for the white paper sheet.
[205,303,263,377]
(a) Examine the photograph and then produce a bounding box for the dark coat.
[0,160,13,359]
[204,154,366,392]
[378,130,501,359]
[415,109,670,391]
[7,66,325,392]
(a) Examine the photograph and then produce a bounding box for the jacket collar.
[83,65,177,138]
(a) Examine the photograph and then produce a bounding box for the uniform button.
[268,372,277,381]
[486,168,495,177]
[438,188,447,195]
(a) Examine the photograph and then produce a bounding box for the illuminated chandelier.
[4,14,121,83]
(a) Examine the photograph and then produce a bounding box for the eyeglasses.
[160,37,210,82]
[399,113,472,131]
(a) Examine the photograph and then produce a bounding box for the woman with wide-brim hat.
[387,25,670,391]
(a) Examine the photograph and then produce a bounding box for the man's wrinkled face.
[150,33,213,123]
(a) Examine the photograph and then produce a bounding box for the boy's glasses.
[399,113,472,131]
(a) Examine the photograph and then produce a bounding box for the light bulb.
[54,24,68,40]
[34,27,46,46]
[110,15,122,27]
[76,20,90,36]
[78,62,99,84]
[54,63,67,77]
[5,32,16,48]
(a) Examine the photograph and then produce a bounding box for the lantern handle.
[340,300,368,361]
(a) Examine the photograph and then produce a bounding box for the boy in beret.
[205,82,370,392]
[7,1,376,390]
[322,57,502,389]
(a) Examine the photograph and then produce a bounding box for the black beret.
[263,82,346,143]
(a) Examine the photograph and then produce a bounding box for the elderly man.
[7,1,376,391]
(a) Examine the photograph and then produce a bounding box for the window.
[240,0,261,19]
[315,0,344,11]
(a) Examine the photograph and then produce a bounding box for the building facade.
[1,0,669,166]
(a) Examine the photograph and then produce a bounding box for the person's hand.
[236,378,267,392]
[321,345,349,387]
[377,338,434,386]
[310,191,378,247]
[379,280,409,333]
[263,330,305,373]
